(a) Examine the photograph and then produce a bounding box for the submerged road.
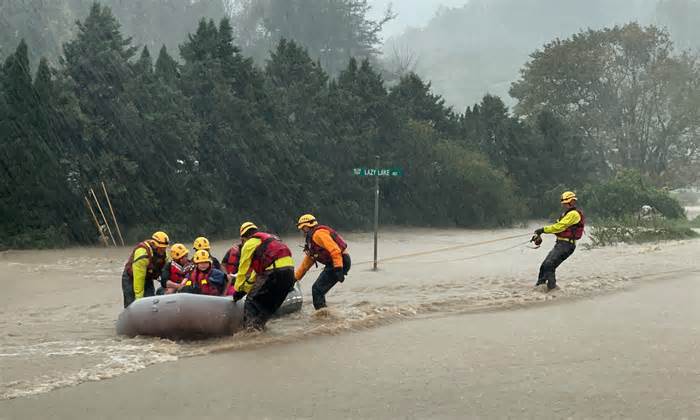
[2,267,699,419]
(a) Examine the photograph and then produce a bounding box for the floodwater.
[687,205,700,220]
[0,225,698,417]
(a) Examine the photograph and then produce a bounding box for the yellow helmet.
[193,236,211,251]
[240,222,258,237]
[193,249,211,264]
[151,231,169,248]
[297,214,318,230]
[560,191,577,204]
[170,243,189,260]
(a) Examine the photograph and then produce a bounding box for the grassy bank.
[587,217,699,247]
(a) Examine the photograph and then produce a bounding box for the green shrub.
[381,121,526,227]
[587,217,698,247]
[581,170,685,220]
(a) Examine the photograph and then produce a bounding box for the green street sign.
[352,167,403,177]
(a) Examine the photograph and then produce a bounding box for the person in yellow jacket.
[233,222,296,329]
[294,214,350,309]
[121,231,169,307]
[533,191,585,291]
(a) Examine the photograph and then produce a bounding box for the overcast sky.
[368,0,469,39]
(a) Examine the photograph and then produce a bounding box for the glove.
[534,228,545,235]
[530,234,543,246]
[334,267,345,283]
[232,291,246,302]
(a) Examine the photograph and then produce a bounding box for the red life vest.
[304,225,348,265]
[168,261,189,284]
[556,208,585,240]
[184,267,219,296]
[124,241,166,281]
[224,245,241,275]
[250,232,292,274]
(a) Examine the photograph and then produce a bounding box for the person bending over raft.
[233,222,296,330]
[294,214,351,310]
[121,231,169,308]
[158,243,192,295]
[178,250,230,296]
[532,191,585,291]
[193,236,221,270]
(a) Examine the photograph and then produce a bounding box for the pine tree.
[0,42,83,246]
[389,72,458,136]
[155,45,179,84]
[61,3,159,225]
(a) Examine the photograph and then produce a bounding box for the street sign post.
[352,158,403,271]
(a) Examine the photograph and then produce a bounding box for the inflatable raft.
[116,284,303,339]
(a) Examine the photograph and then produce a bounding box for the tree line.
[0,3,691,248]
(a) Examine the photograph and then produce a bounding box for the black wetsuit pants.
[537,241,575,289]
[121,271,155,308]
[312,254,351,310]
[243,268,296,330]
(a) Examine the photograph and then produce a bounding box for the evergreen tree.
[0,41,83,247]
[61,3,161,225]
[389,72,459,136]
[0,2,548,246]
[155,45,179,84]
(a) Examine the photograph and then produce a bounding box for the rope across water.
[354,233,533,266]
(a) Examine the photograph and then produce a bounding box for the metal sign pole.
[373,155,380,271]
[351,162,403,272]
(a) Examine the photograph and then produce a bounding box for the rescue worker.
[533,191,585,291]
[233,222,295,330]
[294,214,351,310]
[221,242,242,275]
[121,231,169,308]
[193,236,221,270]
[159,243,192,295]
[178,249,229,296]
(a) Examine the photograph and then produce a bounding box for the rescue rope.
[354,233,532,266]
[419,239,534,264]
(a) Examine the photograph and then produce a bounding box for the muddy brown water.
[1,225,698,402]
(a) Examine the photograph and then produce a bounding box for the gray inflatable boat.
[116,284,303,339]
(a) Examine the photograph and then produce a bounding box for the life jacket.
[183,267,220,296]
[556,208,585,241]
[304,225,348,265]
[124,241,167,281]
[224,245,241,275]
[250,232,292,274]
[168,260,189,284]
